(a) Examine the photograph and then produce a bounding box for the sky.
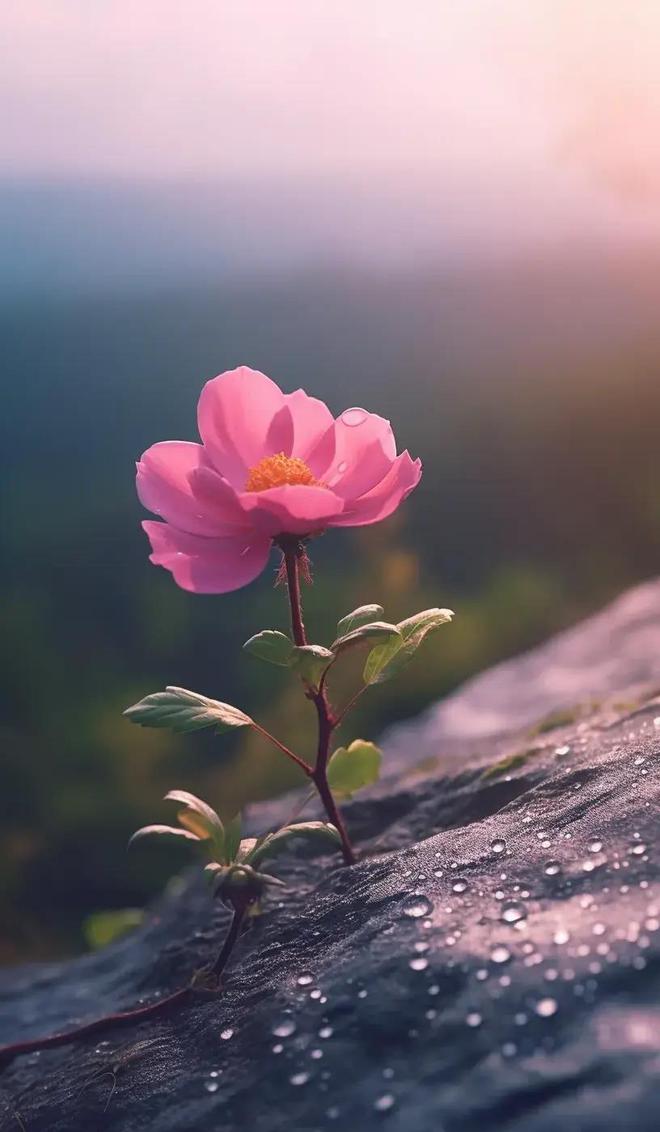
[2,1,660,289]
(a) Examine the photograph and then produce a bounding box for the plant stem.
[210,903,247,978]
[0,904,246,1066]
[251,721,312,776]
[280,539,356,865]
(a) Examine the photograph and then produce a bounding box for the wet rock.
[1,583,660,1130]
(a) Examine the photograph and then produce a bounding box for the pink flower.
[137,367,421,593]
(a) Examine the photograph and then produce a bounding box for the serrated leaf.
[327,740,382,797]
[336,604,384,637]
[124,687,252,734]
[363,607,454,685]
[247,821,342,866]
[292,644,335,687]
[243,630,294,667]
[331,620,400,653]
[164,790,224,844]
[223,813,242,863]
[128,824,200,848]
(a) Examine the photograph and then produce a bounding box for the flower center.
[245,452,318,492]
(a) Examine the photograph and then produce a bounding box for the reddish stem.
[280,540,356,866]
[0,905,247,1067]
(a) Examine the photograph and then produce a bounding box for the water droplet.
[589,840,603,853]
[319,1025,333,1039]
[535,997,558,1017]
[341,408,368,428]
[290,1071,310,1086]
[273,1019,296,1038]
[592,922,606,936]
[491,945,511,964]
[220,1028,233,1041]
[205,1081,219,1093]
[466,1012,482,1027]
[310,1048,323,1060]
[409,957,428,971]
[553,928,570,945]
[374,1093,396,1113]
[630,843,647,856]
[490,838,506,854]
[544,860,561,876]
[336,460,349,473]
[452,878,469,893]
[297,972,314,986]
[402,894,432,919]
[501,901,526,924]
[555,745,571,756]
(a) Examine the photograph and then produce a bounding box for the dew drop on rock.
[544,860,561,876]
[490,838,507,854]
[501,901,526,924]
[402,894,433,919]
[491,945,511,964]
[374,1093,396,1113]
[535,997,558,1017]
[273,1019,296,1038]
[452,878,469,893]
[319,1025,333,1039]
[290,1071,310,1086]
[630,843,647,856]
[297,972,314,986]
[205,1081,219,1093]
[220,1028,233,1041]
[466,1012,482,1027]
[589,840,603,853]
[409,956,429,971]
[553,927,570,945]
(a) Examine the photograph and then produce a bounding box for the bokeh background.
[2,0,660,960]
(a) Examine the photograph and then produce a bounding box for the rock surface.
[2,581,660,1131]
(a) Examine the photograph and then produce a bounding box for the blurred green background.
[2,1,660,960]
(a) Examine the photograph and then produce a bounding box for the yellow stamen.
[245,452,318,492]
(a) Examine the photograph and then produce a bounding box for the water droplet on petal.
[341,408,368,427]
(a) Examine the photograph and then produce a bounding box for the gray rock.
[1,582,660,1131]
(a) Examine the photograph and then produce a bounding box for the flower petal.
[312,409,397,500]
[142,521,272,593]
[197,366,287,487]
[283,389,335,465]
[331,451,422,527]
[137,441,249,536]
[238,485,345,537]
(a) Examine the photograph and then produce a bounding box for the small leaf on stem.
[128,824,200,848]
[292,644,335,687]
[246,821,342,866]
[336,604,384,637]
[363,608,454,685]
[327,739,382,797]
[331,620,400,653]
[124,687,253,733]
[243,630,295,667]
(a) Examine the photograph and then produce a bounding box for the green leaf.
[243,630,294,667]
[84,908,144,950]
[327,739,382,797]
[237,837,259,861]
[164,790,224,846]
[331,620,400,653]
[292,644,335,687]
[336,604,384,637]
[246,821,342,866]
[223,813,242,863]
[124,687,252,734]
[128,824,200,848]
[363,607,454,685]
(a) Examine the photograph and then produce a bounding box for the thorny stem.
[279,539,356,866]
[0,905,247,1067]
